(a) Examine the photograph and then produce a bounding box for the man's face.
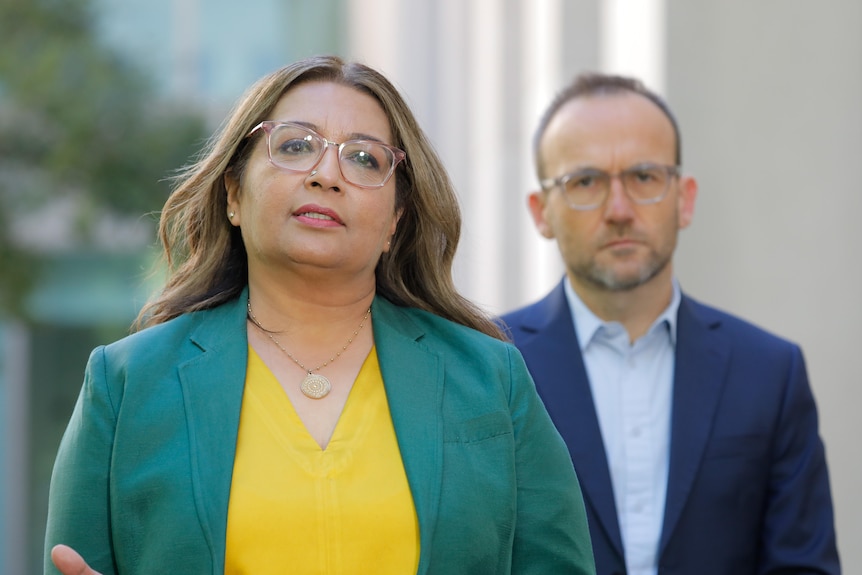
[529,93,697,294]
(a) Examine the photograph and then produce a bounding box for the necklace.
[246,299,371,399]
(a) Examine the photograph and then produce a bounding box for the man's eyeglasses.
[540,163,680,210]
[246,121,407,189]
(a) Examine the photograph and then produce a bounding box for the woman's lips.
[293,204,344,226]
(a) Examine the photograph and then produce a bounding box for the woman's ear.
[383,208,403,253]
[225,172,241,225]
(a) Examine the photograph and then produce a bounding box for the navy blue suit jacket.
[501,280,839,575]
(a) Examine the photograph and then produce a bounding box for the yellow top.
[224,346,420,574]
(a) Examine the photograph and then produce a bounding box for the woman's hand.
[51,544,102,575]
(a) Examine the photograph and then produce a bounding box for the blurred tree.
[0,0,206,318]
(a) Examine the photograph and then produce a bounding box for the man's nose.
[602,175,636,221]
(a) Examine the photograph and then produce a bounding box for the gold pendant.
[300,372,331,399]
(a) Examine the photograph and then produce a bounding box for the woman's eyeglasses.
[247,121,406,188]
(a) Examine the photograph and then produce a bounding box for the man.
[501,73,840,575]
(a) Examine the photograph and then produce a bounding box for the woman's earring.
[229,211,235,219]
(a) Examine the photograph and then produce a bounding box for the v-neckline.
[247,345,379,457]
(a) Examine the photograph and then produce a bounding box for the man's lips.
[293,204,344,225]
[603,237,640,250]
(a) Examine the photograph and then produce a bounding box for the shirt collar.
[563,277,681,351]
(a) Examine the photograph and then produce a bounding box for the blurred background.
[1,0,859,572]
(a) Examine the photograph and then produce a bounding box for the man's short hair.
[533,73,682,178]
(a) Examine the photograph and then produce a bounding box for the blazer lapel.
[371,298,443,575]
[177,292,250,571]
[659,295,730,553]
[516,283,624,558]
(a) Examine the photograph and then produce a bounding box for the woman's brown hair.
[134,55,504,339]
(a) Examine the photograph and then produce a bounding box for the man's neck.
[568,269,675,342]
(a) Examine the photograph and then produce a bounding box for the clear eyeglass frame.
[540,163,681,210]
[246,121,407,189]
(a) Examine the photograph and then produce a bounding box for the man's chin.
[600,276,649,292]
[585,262,665,292]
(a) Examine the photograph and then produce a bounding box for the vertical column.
[431,0,474,299]
[345,0,401,78]
[464,0,505,310]
[599,0,667,93]
[517,0,566,307]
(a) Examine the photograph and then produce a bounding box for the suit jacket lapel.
[371,298,443,575]
[177,291,249,572]
[516,282,625,558]
[659,295,730,553]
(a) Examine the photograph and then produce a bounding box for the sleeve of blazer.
[44,346,119,575]
[759,346,840,574]
[506,345,597,574]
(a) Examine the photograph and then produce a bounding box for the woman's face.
[227,81,401,286]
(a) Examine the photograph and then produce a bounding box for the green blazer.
[45,289,595,574]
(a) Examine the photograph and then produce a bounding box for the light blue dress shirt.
[564,278,680,575]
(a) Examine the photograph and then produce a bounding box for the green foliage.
[0,0,207,318]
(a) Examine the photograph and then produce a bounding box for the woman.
[45,55,596,575]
